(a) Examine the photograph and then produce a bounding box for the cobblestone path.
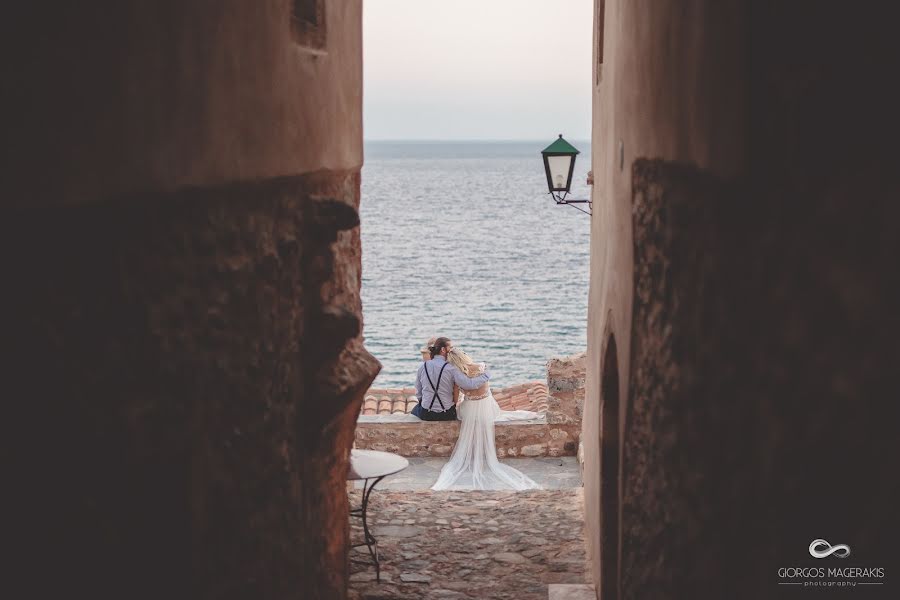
[348,489,591,600]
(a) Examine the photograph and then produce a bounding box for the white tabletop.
[348,449,409,481]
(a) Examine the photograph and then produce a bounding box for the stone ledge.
[357,414,546,425]
[355,352,586,458]
[360,381,550,417]
[354,419,580,458]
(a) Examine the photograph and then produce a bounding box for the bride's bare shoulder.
[464,363,485,377]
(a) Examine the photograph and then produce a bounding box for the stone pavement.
[348,488,591,600]
[349,457,582,491]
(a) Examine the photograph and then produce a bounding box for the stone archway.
[599,333,620,600]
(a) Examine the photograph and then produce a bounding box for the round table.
[347,449,409,581]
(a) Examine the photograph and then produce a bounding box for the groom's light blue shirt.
[415,356,491,413]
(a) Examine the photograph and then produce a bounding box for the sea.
[360,140,592,388]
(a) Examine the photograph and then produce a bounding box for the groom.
[413,337,491,421]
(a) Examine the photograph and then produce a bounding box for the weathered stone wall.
[6,175,378,600]
[4,2,374,600]
[587,1,898,598]
[355,419,580,458]
[584,0,747,592]
[356,359,584,458]
[623,161,744,598]
[546,352,586,424]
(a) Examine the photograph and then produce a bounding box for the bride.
[431,347,541,491]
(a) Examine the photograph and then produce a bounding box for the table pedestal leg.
[350,475,385,581]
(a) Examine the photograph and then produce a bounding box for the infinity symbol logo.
[809,539,851,559]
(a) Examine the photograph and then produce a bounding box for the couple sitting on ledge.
[413,337,541,491]
[412,336,491,422]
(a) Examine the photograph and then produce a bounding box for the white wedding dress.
[431,380,541,491]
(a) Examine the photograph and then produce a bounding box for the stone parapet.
[546,352,587,424]
[354,418,580,458]
[355,352,586,458]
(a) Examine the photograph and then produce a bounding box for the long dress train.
[431,390,541,491]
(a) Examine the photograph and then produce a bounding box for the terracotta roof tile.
[377,397,392,415]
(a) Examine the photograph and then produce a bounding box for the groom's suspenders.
[424,362,449,411]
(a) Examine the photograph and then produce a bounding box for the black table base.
[349,475,385,581]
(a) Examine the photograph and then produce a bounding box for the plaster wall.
[4,0,362,206]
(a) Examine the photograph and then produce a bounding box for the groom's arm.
[415,364,423,402]
[450,366,490,391]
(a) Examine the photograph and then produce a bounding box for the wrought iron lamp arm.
[550,191,592,216]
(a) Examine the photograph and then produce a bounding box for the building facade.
[583,1,897,598]
[4,2,377,599]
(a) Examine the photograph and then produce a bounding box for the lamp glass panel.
[548,155,573,191]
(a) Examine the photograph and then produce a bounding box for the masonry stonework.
[546,352,586,425]
[5,3,373,600]
[355,359,585,458]
[585,1,897,598]
[355,420,581,458]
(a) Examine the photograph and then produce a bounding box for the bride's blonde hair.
[447,347,482,377]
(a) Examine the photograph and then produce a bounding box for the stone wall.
[4,3,374,600]
[355,419,581,458]
[355,359,585,457]
[6,171,379,600]
[586,1,898,598]
[585,0,751,593]
[546,352,586,424]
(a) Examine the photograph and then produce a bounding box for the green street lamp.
[541,134,591,215]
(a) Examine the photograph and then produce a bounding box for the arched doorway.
[599,333,620,599]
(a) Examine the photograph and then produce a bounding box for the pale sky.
[363,0,594,141]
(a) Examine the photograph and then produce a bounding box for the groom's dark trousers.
[411,402,457,421]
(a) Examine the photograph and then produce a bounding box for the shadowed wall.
[3,2,377,599]
[585,0,898,598]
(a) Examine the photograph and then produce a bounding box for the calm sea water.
[360,140,591,388]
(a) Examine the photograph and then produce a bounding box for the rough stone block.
[8,175,379,600]
[521,444,546,457]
